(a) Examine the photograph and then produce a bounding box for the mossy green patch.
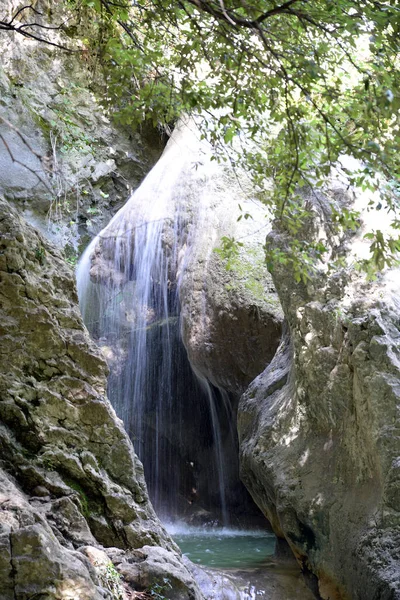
[224,246,270,303]
[62,476,91,517]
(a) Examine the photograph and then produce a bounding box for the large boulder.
[117,546,204,600]
[0,197,203,599]
[239,178,400,599]
[180,226,283,397]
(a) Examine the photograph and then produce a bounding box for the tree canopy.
[4,0,400,278]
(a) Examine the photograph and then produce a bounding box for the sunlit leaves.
[361,230,400,277]
[67,0,400,277]
[214,235,244,270]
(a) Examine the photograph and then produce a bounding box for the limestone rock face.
[0,0,163,253]
[238,184,400,599]
[174,137,283,397]
[180,240,283,397]
[0,197,203,599]
[0,470,108,600]
[117,546,204,600]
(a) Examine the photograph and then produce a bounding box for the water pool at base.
[167,525,316,599]
[170,527,276,568]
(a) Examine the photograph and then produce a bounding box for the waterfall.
[77,119,234,523]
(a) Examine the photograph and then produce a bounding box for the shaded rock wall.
[239,184,400,599]
[0,0,163,254]
[0,197,204,599]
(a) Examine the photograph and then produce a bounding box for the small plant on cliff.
[148,578,172,600]
[34,246,46,265]
[214,235,244,271]
[96,561,125,600]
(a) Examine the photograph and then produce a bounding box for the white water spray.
[77,119,233,523]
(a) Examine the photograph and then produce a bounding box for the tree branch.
[0,4,74,51]
[186,0,302,29]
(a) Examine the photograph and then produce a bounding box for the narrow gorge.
[76,119,282,526]
[0,1,399,600]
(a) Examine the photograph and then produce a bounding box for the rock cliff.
[77,120,283,521]
[82,118,283,399]
[0,0,163,255]
[0,197,203,600]
[239,180,400,599]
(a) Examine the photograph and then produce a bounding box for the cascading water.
[77,119,237,523]
[77,119,318,600]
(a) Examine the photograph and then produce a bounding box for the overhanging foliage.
[3,0,400,278]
